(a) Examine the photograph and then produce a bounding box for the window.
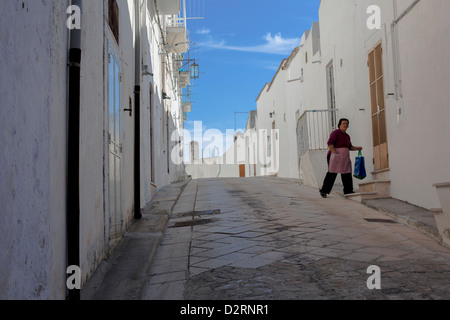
[108,0,119,44]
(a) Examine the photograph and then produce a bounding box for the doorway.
[272,121,277,174]
[149,86,155,184]
[368,43,389,171]
[107,44,123,239]
[239,164,246,178]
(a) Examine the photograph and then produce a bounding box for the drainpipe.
[67,0,82,300]
[134,0,142,219]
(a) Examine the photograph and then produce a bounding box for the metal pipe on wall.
[67,0,82,301]
[134,0,142,220]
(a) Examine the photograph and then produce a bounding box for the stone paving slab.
[143,177,450,300]
[80,178,191,300]
[362,198,441,241]
[84,176,450,300]
[82,235,161,300]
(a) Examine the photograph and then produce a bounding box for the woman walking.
[319,118,363,198]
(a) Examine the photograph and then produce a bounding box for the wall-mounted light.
[142,65,153,77]
[167,41,190,52]
[174,41,189,47]
[190,62,199,79]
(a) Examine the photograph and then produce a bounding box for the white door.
[108,46,123,239]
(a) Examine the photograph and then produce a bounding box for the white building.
[256,21,331,186]
[185,131,246,179]
[252,0,450,219]
[0,0,194,299]
[317,0,450,211]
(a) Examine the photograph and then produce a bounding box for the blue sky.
[183,0,320,156]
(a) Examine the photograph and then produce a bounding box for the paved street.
[140,177,450,300]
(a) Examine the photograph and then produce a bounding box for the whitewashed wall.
[385,0,450,209]
[0,0,70,299]
[252,0,450,210]
[256,63,286,177]
[317,0,371,192]
[0,0,189,299]
[314,0,450,209]
[78,0,111,288]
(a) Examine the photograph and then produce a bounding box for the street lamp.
[190,62,199,79]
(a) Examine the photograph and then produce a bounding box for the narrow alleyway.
[140,177,450,300]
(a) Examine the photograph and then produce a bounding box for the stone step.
[358,179,390,196]
[345,192,379,203]
[371,168,390,180]
[433,182,450,246]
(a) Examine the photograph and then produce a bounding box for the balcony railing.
[166,16,186,29]
[165,0,188,54]
[182,85,191,103]
[296,109,337,157]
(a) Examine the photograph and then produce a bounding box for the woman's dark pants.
[320,154,354,195]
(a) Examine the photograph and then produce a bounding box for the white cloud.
[198,32,300,55]
[196,27,211,35]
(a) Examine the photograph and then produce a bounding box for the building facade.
[253,0,450,213]
[0,0,194,299]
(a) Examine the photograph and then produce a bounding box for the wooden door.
[239,164,245,177]
[368,43,389,171]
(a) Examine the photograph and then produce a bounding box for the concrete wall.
[0,0,189,299]
[79,0,110,288]
[386,0,450,209]
[300,150,329,189]
[300,30,327,112]
[78,0,188,290]
[255,22,329,184]
[185,134,246,179]
[0,0,70,299]
[256,64,285,177]
[317,0,371,192]
[186,161,240,179]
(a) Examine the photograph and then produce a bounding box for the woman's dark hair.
[338,118,350,128]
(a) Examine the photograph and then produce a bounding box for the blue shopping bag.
[353,151,367,180]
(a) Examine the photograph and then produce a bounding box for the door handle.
[124,108,132,116]
[124,97,133,117]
